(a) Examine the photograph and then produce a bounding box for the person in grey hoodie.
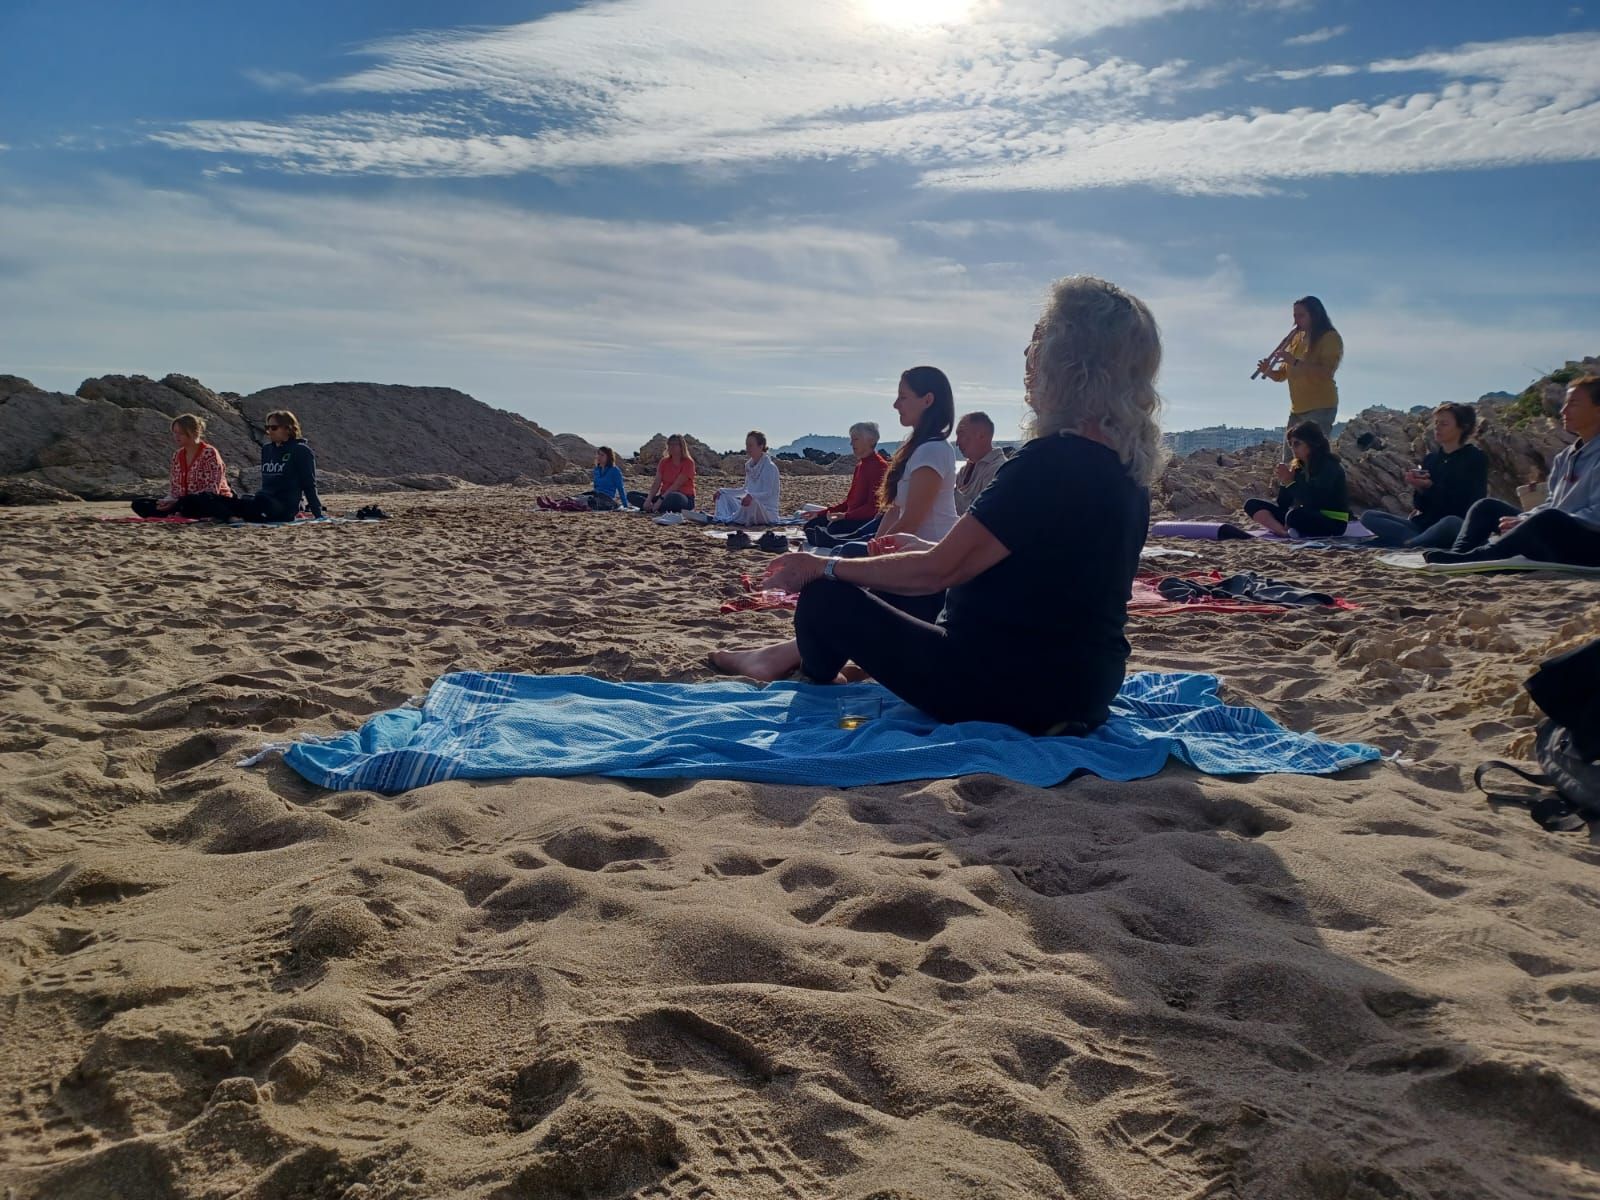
[226,410,325,522]
[1426,375,1600,566]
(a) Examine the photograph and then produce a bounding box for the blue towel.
[280,672,1380,794]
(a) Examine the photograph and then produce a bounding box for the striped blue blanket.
[279,671,1379,794]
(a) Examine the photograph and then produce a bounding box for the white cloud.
[149,8,1600,195]
[1284,25,1348,46]
[2,180,1587,449]
[924,33,1600,193]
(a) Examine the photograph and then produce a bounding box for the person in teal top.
[587,447,629,510]
[1243,420,1350,537]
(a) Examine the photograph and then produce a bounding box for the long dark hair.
[596,446,617,470]
[1294,295,1335,349]
[1287,420,1333,470]
[879,366,955,508]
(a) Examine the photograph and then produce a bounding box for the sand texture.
[3,484,1599,1200]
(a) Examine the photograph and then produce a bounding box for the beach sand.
[2,483,1598,1199]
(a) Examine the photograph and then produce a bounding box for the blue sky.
[2,0,1596,450]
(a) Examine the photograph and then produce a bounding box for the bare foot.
[708,642,804,681]
[839,664,871,683]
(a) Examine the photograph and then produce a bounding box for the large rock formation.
[0,373,578,502]
[240,383,565,484]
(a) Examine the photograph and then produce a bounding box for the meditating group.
[1238,377,1600,568]
[713,275,1160,734]
[130,410,324,523]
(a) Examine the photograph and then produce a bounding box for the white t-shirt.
[892,438,958,542]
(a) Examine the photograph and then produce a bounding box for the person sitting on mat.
[1425,375,1600,568]
[131,413,234,518]
[641,434,696,513]
[1243,421,1349,538]
[1360,402,1488,548]
[953,410,1007,514]
[711,275,1156,734]
[224,410,325,522]
[804,422,889,545]
[716,431,782,525]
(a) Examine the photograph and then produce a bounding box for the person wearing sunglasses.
[224,410,325,522]
[1425,376,1600,567]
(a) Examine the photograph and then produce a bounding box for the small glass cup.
[837,695,883,730]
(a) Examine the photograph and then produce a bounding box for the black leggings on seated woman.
[793,578,1091,735]
[1243,498,1347,537]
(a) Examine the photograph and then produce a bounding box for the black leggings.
[806,515,880,547]
[225,493,299,523]
[1448,497,1522,552]
[130,493,233,519]
[793,578,1099,734]
[1243,498,1347,537]
[1434,508,1600,567]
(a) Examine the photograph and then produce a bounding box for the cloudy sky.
[2,0,1596,449]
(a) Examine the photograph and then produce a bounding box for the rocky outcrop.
[239,383,565,484]
[1156,399,1573,519]
[0,373,578,502]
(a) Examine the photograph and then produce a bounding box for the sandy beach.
[3,480,1599,1199]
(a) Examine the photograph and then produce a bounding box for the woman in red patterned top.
[130,414,234,518]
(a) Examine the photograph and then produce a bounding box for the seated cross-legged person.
[711,275,1156,734]
[717,431,782,525]
[1243,421,1350,537]
[642,435,697,513]
[953,410,1008,515]
[804,422,889,546]
[131,413,235,518]
[1361,402,1488,548]
[1426,375,1600,567]
[225,410,325,522]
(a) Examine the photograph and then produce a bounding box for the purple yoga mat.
[1150,520,1374,543]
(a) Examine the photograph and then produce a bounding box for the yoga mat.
[1378,552,1600,577]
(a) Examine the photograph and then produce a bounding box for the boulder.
[633,433,721,467]
[0,475,81,505]
[239,383,566,483]
[551,432,598,464]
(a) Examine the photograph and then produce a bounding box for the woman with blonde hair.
[131,413,234,518]
[712,275,1160,733]
[225,409,325,522]
[642,434,697,513]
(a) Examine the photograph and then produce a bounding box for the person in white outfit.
[712,366,957,679]
[716,431,782,525]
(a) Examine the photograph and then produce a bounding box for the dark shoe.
[726,530,753,550]
[757,531,788,553]
[355,504,389,520]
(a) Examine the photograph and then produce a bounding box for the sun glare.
[859,0,973,30]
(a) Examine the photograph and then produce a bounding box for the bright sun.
[859,0,973,30]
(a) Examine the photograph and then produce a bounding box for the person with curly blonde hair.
[712,275,1161,734]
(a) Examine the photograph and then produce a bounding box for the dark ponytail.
[878,366,955,509]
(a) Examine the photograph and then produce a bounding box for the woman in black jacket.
[225,410,325,522]
[1360,402,1488,547]
[1244,420,1349,537]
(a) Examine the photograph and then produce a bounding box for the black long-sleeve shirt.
[1276,455,1349,516]
[1413,443,1488,523]
[260,438,324,519]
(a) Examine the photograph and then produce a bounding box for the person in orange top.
[1256,294,1343,461]
[642,434,697,513]
[804,421,889,546]
[130,413,234,518]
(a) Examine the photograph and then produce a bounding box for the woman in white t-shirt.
[711,366,956,680]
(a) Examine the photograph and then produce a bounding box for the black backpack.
[1475,638,1600,833]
